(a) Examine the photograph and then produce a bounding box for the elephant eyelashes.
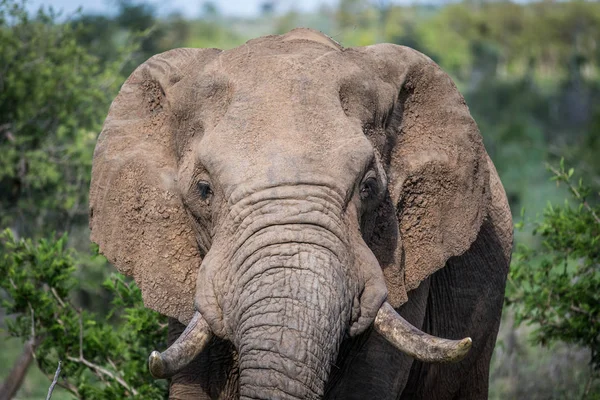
[196,181,213,202]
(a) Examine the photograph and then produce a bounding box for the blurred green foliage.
[0,0,137,238]
[0,0,599,397]
[506,161,600,397]
[0,230,168,398]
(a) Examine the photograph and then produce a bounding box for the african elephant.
[89,28,512,399]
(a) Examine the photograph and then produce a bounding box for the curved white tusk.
[374,302,472,363]
[148,311,212,378]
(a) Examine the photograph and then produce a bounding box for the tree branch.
[581,369,597,399]
[0,336,41,400]
[66,356,139,396]
[50,287,67,308]
[0,305,40,400]
[38,361,79,398]
[45,361,61,400]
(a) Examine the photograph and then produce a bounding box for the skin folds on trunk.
[233,243,353,400]
[191,186,359,399]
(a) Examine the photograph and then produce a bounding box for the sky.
[28,0,339,18]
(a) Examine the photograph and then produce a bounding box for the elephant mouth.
[148,301,472,379]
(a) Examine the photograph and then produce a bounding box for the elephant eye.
[360,176,378,201]
[196,181,213,201]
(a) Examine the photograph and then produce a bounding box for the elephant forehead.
[197,108,373,201]
[174,30,391,136]
[183,32,388,199]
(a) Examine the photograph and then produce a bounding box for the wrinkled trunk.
[234,247,351,400]
[194,187,356,399]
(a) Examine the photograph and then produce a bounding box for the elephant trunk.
[234,247,351,400]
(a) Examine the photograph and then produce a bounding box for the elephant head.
[89,29,502,399]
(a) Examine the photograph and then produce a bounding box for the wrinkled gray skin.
[89,28,512,399]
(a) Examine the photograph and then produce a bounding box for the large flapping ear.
[89,48,221,323]
[362,44,491,307]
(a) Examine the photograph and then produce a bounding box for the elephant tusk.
[148,311,212,378]
[373,302,472,363]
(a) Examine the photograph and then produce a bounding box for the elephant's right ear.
[89,48,221,324]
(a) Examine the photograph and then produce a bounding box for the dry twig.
[45,361,62,400]
[0,307,40,400]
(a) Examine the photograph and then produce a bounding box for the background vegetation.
[0,0,598,398]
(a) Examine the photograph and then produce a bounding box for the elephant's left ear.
[89,48,221,323]
[359,44,491,307]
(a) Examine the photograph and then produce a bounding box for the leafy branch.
[506,162,600,398]
[547,158,600,225]
[0,230,168,399]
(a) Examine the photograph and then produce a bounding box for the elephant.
[89,28,513,400]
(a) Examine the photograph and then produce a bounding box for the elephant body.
[89,28,512,399]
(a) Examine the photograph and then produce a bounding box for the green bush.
[506,160,600,398]
[0,0,135,237]
[0,230,168,398]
